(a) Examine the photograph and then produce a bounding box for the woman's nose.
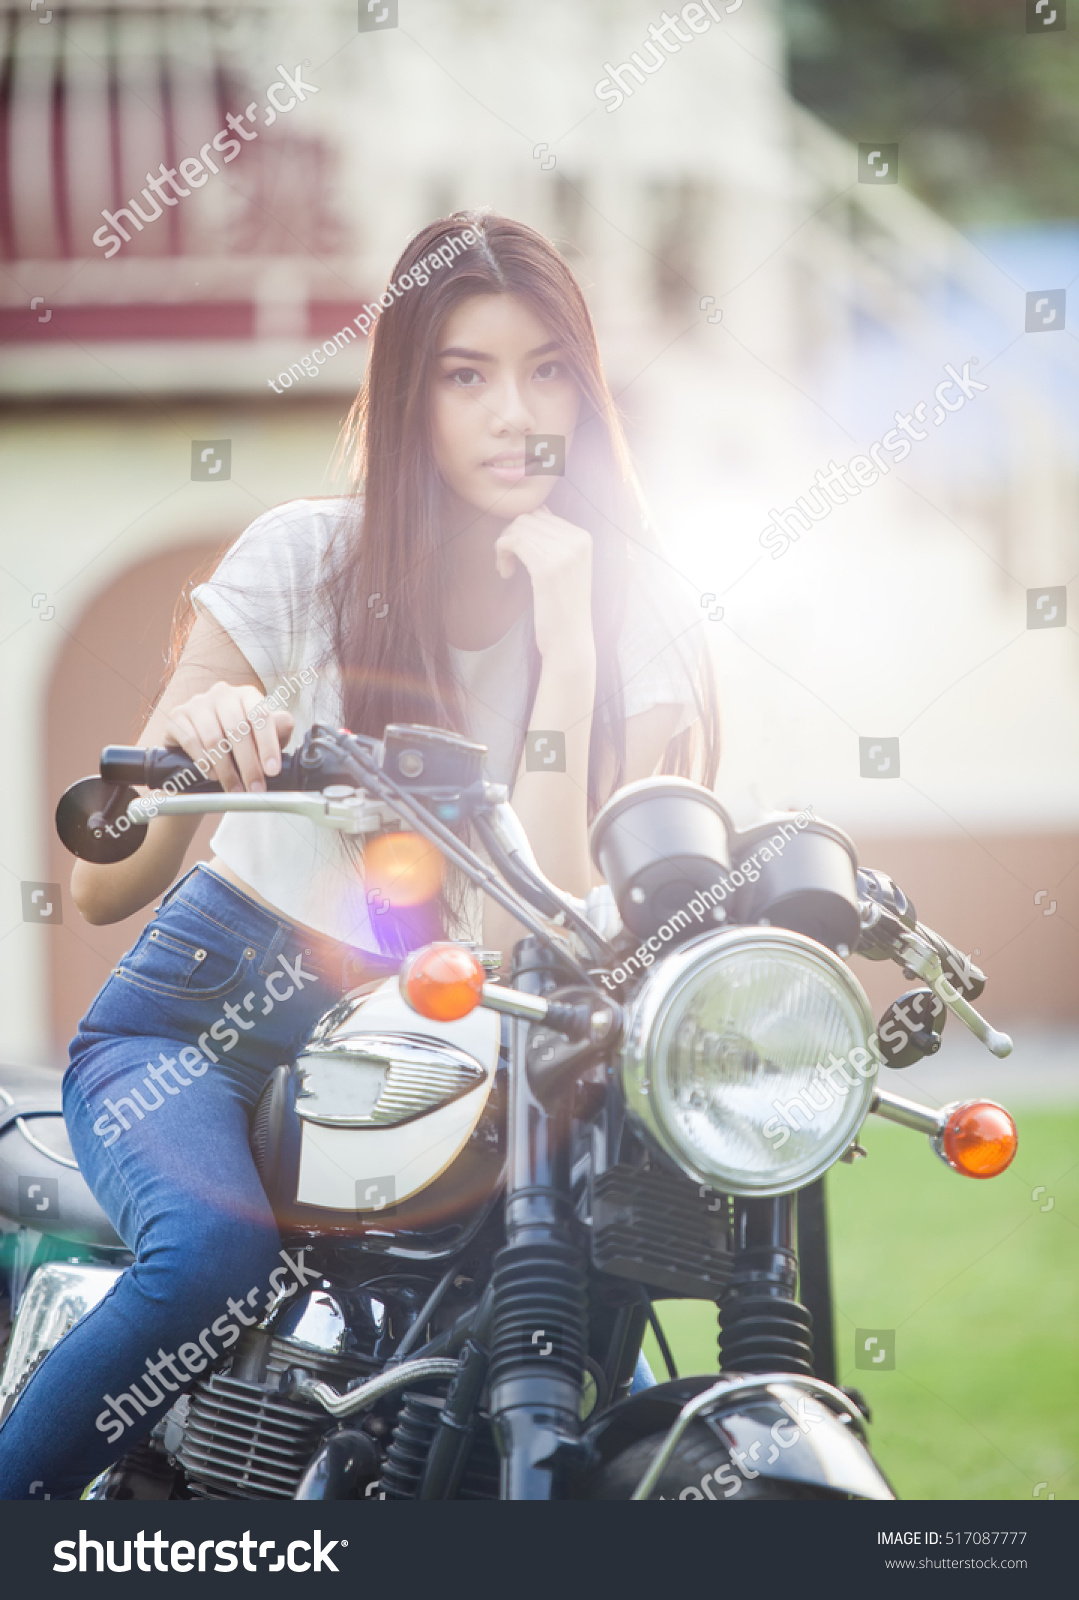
[489,379,535,436]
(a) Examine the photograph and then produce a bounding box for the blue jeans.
[630,1354,657,1394]
[0,865,367,1500]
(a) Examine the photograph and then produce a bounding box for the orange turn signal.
[399,942,486,1022]
[939,1100,1017,1179]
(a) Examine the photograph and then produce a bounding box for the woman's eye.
[449,367,484,388]
[534,361,563,382]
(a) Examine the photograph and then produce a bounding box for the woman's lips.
[482,454,526,482]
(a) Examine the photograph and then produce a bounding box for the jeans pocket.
[114,921,251,1002]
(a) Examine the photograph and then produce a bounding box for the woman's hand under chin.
[495,507,595,665]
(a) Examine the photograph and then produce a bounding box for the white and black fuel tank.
[251,979,504,1247]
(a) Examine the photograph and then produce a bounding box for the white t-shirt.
[192,497,707,948]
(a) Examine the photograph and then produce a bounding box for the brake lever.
[877,915,1012,1059]
[856,901,1011,1057]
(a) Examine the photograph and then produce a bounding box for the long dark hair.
[170,213,719,953]
[324,210,719,813]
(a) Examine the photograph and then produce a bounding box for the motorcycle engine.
[165,1284,394,1500]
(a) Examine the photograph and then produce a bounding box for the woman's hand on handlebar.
[160,681,294,794]
[72,617,289,925]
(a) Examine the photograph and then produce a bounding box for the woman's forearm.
[69,614,281,926]
[482,649,596,963]
[511,650,596,896]
[71,815,201,925]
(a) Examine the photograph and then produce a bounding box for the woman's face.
[430,292,581,521]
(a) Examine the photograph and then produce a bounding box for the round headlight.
[622,928,876,1195]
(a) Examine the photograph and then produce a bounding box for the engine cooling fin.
[173,1323,381,1500]
[176,1373,334,1500]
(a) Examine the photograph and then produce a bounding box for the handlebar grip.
[64,730,366,865]
[98,744,333,793]
[100,746,214,790]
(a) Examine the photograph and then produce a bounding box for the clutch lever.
[125,787,401,836]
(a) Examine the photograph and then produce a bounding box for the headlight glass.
[624,930,876,1195]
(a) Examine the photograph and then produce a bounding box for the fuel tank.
[251,979,505,1250]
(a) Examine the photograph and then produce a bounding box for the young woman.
[0,212,718,1498]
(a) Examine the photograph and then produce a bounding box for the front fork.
[487,939,587,1500]
[796,1179,837,1386]
[718,1189,836,1381]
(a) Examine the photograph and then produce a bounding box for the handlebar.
[57,725,610,980]
[57,733,1007,1042]
[57,725,485,870]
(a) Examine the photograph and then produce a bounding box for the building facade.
[1,0,1075,1058]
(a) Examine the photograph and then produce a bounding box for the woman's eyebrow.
[437,346,493,361]
[436,341,563,361]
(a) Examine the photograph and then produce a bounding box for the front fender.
[585,1375,896,1500]
[702,1382,895,1500]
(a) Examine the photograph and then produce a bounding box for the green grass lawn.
[641,1106,1079,1500]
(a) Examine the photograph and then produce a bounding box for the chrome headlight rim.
[622,926,876,1197]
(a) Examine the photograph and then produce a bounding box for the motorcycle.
[0,722,1018,1500]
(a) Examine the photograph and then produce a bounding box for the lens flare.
[363,831,444,908]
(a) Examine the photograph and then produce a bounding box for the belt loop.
[257,923,291,977]
[156,864,199,913]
